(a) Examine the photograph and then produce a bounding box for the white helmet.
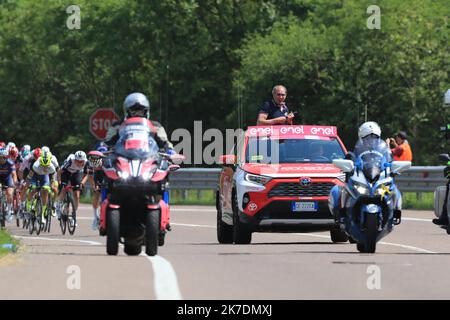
[42,146,50,153]
[358,121,381,139]
[123,92,150,119]
[6,142,15,150]
[74,150,87,161]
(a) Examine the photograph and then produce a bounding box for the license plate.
[292,201,318,212]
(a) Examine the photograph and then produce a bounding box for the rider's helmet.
[88,151,104,168]
[6,142,16,150]
[21,145,31,158]
[39,151,52,167]
[0,148,8,160]
[123,92,150,119]
[33,148,42,160]
[74,150,87,162]
[9,146,19,160]
[42,146,50,153]
[358,121,381,139]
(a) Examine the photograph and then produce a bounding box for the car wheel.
[232,191,252,245]
[217,192,233,244]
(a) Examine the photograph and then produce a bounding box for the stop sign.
[89,108,120,140]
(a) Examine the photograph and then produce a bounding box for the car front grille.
[268,182,335,198]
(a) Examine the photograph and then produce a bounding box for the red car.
[216,125,348,244]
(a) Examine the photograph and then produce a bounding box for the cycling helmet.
[358,121,381,139]
[42,146,50,153]
[33,148,42,159]
[123,92,150,119]
[74,150,87,161]
[88,150,104,168]
[40,151,52,167]
[9,146,18,160]
[0,148,8,158]
[6,142,15,150]
[21,145,31,158]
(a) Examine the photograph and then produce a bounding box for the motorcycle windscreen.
[115,120,159,160]
[354,136,390,182]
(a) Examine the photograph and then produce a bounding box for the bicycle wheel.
[66,192,77,235]
[0,200,5,229]
[35,196,43,236]
[60,201,67,235]
[44,198,52,233]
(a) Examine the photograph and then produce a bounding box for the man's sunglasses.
[276,93,286,96]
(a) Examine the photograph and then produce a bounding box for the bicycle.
[59,184,77,235]
[42,188,56,233]
[0,185,7,229]
[27,184,49,235]
[12,186,21,227]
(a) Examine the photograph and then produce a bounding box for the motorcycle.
[100,117,180,256]
[434,153,450,233]
[329,138,411,253]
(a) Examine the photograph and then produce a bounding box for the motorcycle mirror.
[439,153,450,162]
[332,159,354,173]
[391,161,411,174]
[168,164,180,172]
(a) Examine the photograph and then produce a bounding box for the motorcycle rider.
[332,121,402,223]
[104,92,174,152]
[100,92,178,234]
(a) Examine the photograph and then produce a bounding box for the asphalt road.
[1,204,450,300]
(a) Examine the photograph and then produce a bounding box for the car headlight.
[353,183,369,195]
[244,172,272,185]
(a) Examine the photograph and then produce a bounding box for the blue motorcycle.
[329,138,411,253]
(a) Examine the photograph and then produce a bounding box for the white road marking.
[172,223,215,228]
[143,254,183,300]
[13,235,101,246]
[291,233,437,254]
[171,222,437,254]
[403,217,432,222]
[171,208,216,212]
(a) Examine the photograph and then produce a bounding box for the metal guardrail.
[395,166,446,192]
[169,166,447,193]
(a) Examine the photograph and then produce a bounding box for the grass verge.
[0,228,19,258]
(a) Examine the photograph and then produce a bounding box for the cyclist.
[18,148,41,212]
[56,151,88,219]
[41,146,59,212]
[0,148,18,222]
[25,150,56,223]
[82,149,106,230]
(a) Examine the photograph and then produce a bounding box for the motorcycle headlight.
[117,171,130,180]
[244,172,272,185]
[353,183,369,195]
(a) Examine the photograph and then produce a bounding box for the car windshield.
[115,120,159,160]
[353,136,392,181]
[245,137,345,164]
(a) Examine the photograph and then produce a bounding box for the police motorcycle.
[329,136,411,253]
[433,123,450,232]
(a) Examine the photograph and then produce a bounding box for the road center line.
[13,235,101,246]
[142,254,183,300]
